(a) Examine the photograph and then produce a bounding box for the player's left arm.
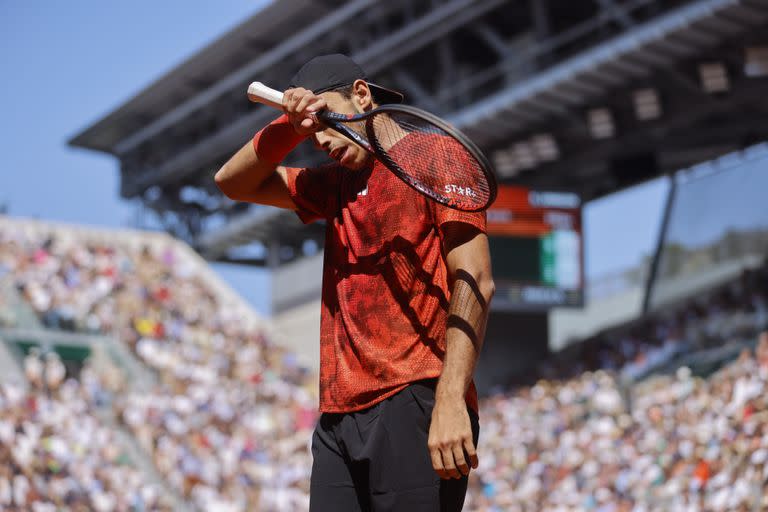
[429,221,494,480]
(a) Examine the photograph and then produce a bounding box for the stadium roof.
[69,0,344,153]
[451,0,768,146]
[67,0,768,264]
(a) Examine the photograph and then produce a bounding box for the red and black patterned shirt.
[285,144,486,413]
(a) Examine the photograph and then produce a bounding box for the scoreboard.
[488,186,583,310]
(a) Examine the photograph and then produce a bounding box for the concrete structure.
[68,0,768,383]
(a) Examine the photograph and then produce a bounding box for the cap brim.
[368,82,404,104]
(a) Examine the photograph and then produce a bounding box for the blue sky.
[0,1,669,315]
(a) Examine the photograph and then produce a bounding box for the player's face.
[312,91,373,170]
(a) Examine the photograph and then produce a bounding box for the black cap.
[289,54,404,104]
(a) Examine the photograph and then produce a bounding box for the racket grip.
[247,82,284,110]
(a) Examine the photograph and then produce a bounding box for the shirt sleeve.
[284,164,342,224]
[433,140,486,235]
[432,204,487,238]
[424,132,488,236]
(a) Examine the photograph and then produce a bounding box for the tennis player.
[215,54,494,511]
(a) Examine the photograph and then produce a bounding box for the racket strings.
[367,112,492,210]
[347,119,367,139]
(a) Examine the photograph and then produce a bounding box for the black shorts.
[309,379,480,512]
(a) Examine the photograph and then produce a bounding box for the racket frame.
[362,104,497,212]
[317,111,373,153]
[247,81,497,211]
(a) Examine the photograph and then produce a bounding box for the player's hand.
[282,87,326,136]
[428,397,478,479]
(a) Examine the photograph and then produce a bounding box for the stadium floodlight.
[513,141,538,169]
[587,108,615,139]
[493,149,519,178]
[633,88,662,121]
[530,134,559,161]
[698,62,730,93]
[745,47,768,77]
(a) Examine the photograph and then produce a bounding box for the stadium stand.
[467,259,768,511]
[489,258,768,391]
[0,216,317,511]
[1,214,767,511]
[0,360,174,511]
[40,0,767,508]
[468,344,768,511]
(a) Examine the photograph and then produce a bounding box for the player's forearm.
[215,114,305,205]
[435,270,494,402]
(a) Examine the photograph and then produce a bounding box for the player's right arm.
[214,142,296,208]
[214,88,325,209]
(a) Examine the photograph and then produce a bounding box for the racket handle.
[247,82,284,110]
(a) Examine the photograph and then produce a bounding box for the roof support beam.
[392,70,440,111]
[113,0,380,155]
[471,22,512,58]
[352,0,508,74]
[596,0,636,29]
[435,0,660,110]
[450,0,766,137]
[115,0,505,157]
[528,78,768,185]
[530,0,551,41]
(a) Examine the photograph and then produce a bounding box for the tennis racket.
[247,81,497,212]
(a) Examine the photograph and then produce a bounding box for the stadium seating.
[467,261,768,511]
[468,334,768,511]
[0,218,316,511]
[1,216,767,511]
[0,359,173,511]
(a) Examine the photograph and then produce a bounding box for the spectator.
[23,348,43,390]
[44,351,66,393]
[0,375,173,511]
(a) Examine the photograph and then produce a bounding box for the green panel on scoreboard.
[540,233,556,286]
[487,186,583,310]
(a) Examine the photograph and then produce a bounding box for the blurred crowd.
[468,333,768,512]
[1,219,767,511]
[535,262,768,386]
[467,258,768,512]
[0,224,316,511]
[0,357,172,511]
